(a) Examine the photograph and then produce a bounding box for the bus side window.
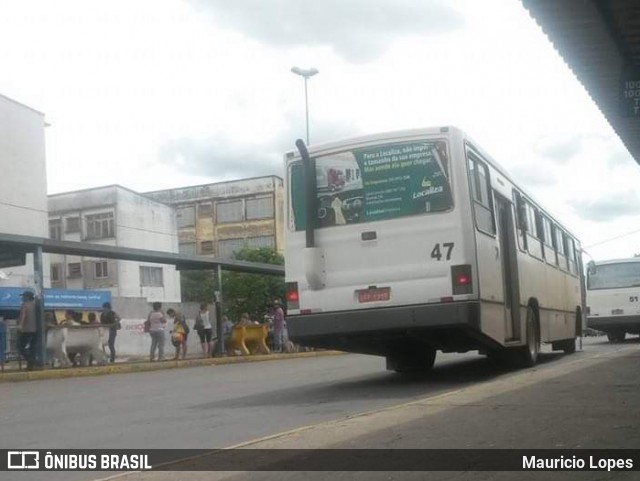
[525,201,543,259]
[541,216,555,263]
[467,155,495,235]
[567,237,577,276]
[513,190,527,251]
[554,227,567,270]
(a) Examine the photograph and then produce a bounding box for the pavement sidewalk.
[0,350,344,383]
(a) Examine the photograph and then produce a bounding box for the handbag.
[194,313,204,331]
[171,332,184,347]
[143,319,150,333]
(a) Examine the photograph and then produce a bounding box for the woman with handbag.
[195,303,213,358]
[147,302,167,361]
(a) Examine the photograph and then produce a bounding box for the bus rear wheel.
[387,347,437,373]
[607,331,626,343]
[561,338,576,354]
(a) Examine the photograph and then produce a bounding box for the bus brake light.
[451,265,473,295]
[285,282,300,310]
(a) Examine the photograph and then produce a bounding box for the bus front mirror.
[587,261,596,275]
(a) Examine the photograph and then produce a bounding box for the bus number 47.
[431,242,454,261]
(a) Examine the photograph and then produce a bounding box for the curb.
[0,350,345,384]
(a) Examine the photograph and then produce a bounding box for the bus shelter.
[0,287,112,366]
[0,232,283,367]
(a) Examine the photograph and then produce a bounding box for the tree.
[180,269,217,303]
[221,247,285,322]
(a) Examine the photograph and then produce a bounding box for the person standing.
[195,303,213,358]
[17,291,37,370]
[167,308,188,360]
[272,299,286,353]
[100,302,121,363]
[147,302,167,361]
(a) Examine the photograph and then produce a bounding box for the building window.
[200,240,214,255]
[51,263,62,282]
[85,213,115,240]
[49,219,62,240]
[217,236,275,259]
[140,266,163,287]
[68,263,82,278]
[176,206,195,228]
[178,243,196,255]
[217,200,244,223]
[198,202,213,218]
[246,196,274,220]
[66,217,80,233]
[95,261,109,279]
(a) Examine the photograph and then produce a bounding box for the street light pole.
[291,66,319,145]
[303,76,310,145]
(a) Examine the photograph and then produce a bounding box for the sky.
[0,0,639,261]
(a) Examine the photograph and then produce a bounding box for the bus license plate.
[357,287,390,303]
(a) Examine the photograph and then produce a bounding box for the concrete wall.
[115,188,181,302]
[0,94,49,288]
[110,297,211,358]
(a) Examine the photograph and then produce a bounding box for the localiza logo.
[412,186,444,199]
[8,451,40,470]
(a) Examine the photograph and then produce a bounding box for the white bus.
[283,126,585,372]
[586,258,640,342]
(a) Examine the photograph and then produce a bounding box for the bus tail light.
[451,265,472,295]
[285,282,300,310]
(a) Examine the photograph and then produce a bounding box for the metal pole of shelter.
[214,265,224,357]
[33,247,46,367]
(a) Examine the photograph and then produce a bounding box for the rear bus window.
[289,141,452,230]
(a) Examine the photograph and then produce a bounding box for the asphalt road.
[0,336,632,481]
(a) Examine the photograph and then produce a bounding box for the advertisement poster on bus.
[291,141,451,229]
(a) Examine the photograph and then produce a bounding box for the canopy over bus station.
[523,0,640,164]
[0,232,284,366]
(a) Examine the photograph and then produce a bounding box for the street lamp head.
[291,66,319,78]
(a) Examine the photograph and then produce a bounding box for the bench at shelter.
[226,324,270,356]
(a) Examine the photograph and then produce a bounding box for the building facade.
[47,185,181,302]
[0,93,50,288]
[144,176,284,259]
